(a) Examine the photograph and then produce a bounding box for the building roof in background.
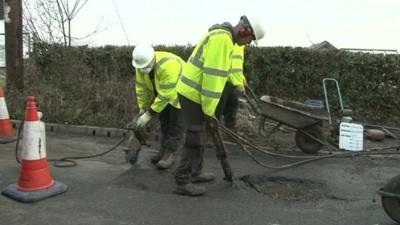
[340,48,398,54]
[309,41,337,50]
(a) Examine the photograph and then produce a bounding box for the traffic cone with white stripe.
[2,96,67,202]
[0,87,16,144]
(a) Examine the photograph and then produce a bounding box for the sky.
[69,0,400,51]
[1,0,400,51]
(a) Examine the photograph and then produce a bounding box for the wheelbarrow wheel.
[380,175,400,223]
[382,196,400,223]
[295,125,323,154]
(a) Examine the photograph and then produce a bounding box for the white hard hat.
[245,16,265,41]
[132,43,155,69]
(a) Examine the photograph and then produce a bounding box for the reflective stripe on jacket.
[227,45,245,88]
[135,51,184,113]
[176,29,234,116]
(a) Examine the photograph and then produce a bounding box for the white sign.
[339,122,364,151]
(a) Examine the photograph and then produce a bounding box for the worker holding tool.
[130,43,185,169]
[215,44,246,131]
[174,15,265,196]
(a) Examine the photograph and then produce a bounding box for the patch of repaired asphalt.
[237,175,327,202]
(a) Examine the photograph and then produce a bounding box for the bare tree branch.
[23,0,95,46]
[70,0,88,18]
[55,0,67,45]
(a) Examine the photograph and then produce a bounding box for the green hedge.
[245,47,400,124]
[6,43,400,127]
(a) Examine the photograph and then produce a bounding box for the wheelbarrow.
[245,78,351,154]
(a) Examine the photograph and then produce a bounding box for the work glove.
[138,108,145,115]
[204,114,217,121]
[235,85,246,96]
[134,111,152,130]
[204,114,219,130]
[126,109,144,130]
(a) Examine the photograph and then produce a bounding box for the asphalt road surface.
[1,132,400,225]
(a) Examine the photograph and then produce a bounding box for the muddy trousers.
[158,104,184,152]
[175,95,207,185]
[215,82,239,129]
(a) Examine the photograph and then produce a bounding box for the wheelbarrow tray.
[259,95,328,129]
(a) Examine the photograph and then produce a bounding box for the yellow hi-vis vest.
[135,51,184,113]
[227,45,245,88]
[176,29,234,116]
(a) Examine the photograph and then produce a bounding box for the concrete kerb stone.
[11,120,126,138]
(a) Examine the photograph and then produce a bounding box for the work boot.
[156,151,176,169]
[191,172,215,183]
[150,147,166,164]
[150,153,162,164]
[152,136,166,164]
[174,183,206,196]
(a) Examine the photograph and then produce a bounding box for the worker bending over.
[131,43,185,169]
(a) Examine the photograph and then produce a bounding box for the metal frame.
[322,78,344,126]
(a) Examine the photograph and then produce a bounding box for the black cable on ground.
[0,138,17,144]
[15,121,128,168]
[49,136,127,168]
[220,124,400,170]
[221,125,320,159]
[14,121,24,164]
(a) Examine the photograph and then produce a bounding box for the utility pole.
[4,0,24,91]
[0,1,4,20]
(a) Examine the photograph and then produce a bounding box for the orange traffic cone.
[0,87,16,144]
[2,96,67,202]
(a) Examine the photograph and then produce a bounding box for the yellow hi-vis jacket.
[176,29,234,116]
[227,45,245,88]
[135,51,184,113]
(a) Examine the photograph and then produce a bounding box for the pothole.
[238,175,325,201]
